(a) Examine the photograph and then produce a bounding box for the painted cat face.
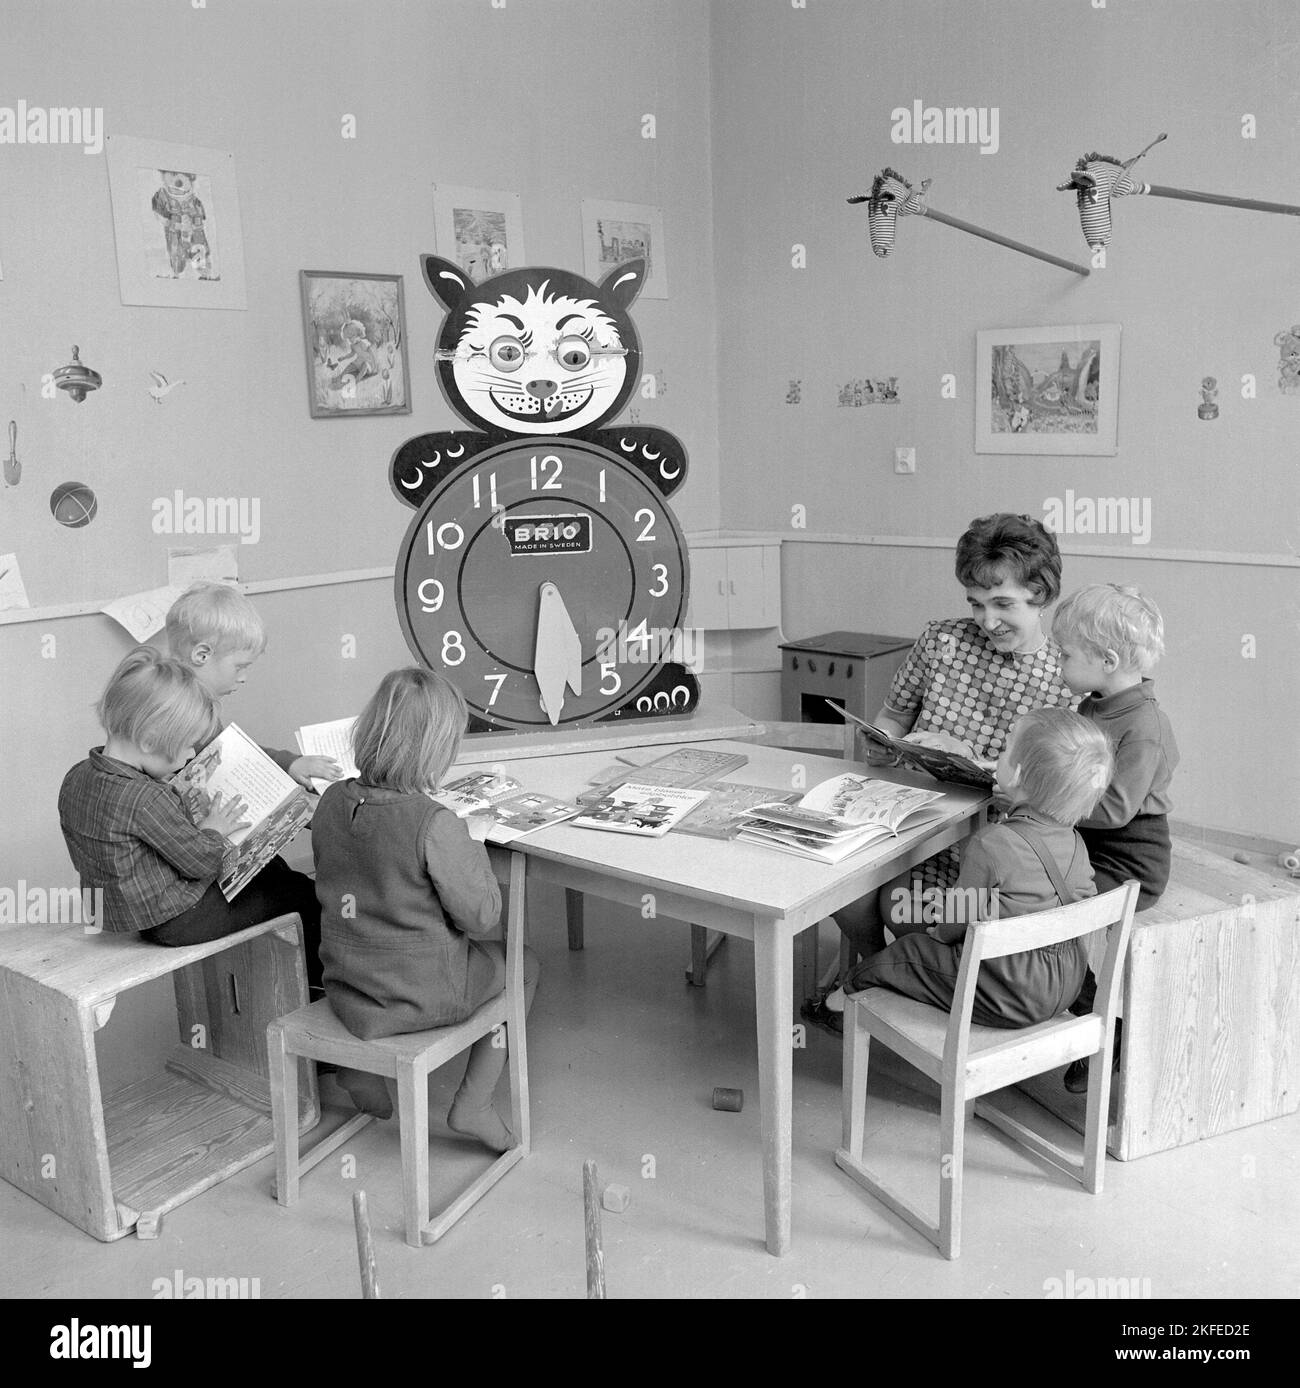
[422,257,644,436]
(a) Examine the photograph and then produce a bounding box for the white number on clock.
[634,508,656,542]
[649,564,669,597]
[441,631,466,666]
[484,672,508,706]
[471,473,498,510]
[599,663,622,695]
[426,520,465,554]
[529,454,563,490]
[417,579,444,613]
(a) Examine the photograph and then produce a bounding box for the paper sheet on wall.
[167,545,240,589]
[101,585,186,642]
[0,554,31,611]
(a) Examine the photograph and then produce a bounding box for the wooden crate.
[1018,840,1300,1159]
[0,915,318,1241]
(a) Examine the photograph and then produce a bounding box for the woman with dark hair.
[803,513,1076,1033]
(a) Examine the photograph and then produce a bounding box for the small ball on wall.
[50,482,98,528]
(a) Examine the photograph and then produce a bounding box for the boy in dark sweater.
[1053,584,1179,1090]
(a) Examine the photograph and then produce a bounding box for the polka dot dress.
[885,616,1075,890]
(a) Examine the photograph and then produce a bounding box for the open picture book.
[736,773,946,864]
[431,772,582,844]
[172,723,315,901]
[824,701,995,789]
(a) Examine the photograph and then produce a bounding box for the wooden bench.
[0,914,317,1240]
[1018,838,1300,1159]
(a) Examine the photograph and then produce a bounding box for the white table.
[464,739,990,1256]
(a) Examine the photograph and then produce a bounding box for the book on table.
[431,772,582,843]
[172,723,315,901]
[736,773,946,864]
[674,782,800,839]
[577,746,749,805]
[823,701,995,790]
[570,782,713,837]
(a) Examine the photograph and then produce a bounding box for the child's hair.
[351,667,467,793]
[165,581,266,662]
[97,646,220,759]
[1006,707,1115,826]
[1052,584,1166,673]
[955,513,1063,606]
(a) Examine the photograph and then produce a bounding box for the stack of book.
[736,774,946,864]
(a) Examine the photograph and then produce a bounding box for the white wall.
[0,0,721,884]
[709,0,1299,840]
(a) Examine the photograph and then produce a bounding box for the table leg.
[753,917,794,1256]
[565,889,584,951]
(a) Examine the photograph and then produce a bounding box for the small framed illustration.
[300,271,412,419]
[105,135,247,309]
[432,183,525,281]
[581,198,667,299]
[975,323,1121,455]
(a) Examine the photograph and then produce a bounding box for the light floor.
[3,885,1297,1300]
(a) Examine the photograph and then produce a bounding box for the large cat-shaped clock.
[390,254,700,732]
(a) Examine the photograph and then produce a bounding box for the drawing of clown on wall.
[146,169,218,281]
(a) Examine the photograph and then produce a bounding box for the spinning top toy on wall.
[1058,132,1300,250]
[849,168,1090,276]
[52,346,102,403]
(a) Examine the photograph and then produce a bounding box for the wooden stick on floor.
[583,1159,606,1300]
[353,1190,381,1300]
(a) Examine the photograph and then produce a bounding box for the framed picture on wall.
[432,184,525,281]
[975,323,1120,455]
[105,135,247,309]
[300,271,412,419]
[581,198,667,298]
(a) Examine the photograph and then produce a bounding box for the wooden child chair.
[835,880,1138,1259]
[267,853,530,1248]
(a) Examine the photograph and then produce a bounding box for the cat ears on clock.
[419,254,647,314]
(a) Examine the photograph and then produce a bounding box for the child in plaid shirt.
[58,647,323,982]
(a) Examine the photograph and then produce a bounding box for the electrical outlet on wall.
[894,447,916,474]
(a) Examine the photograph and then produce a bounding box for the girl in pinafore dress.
[842,708,1114,1027]
[312,668,540,1149]
[804,513,1075,1031]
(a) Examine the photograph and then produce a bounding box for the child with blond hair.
[311,668,540,1149]
[831,708,1113,1028]
[165,581,341,789]
[1052,583,1179,1088]
[58,648,322,967]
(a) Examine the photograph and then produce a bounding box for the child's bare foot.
[447,1099,512,1153]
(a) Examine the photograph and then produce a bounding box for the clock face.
[395,437,692,729]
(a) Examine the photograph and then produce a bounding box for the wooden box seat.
[1018,838,1300,1159]
[0,915,317,1241]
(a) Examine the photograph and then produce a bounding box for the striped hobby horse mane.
[1057,133,1167,248]
[848,168,932,257]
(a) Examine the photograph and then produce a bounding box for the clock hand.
[534,581,583,726]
